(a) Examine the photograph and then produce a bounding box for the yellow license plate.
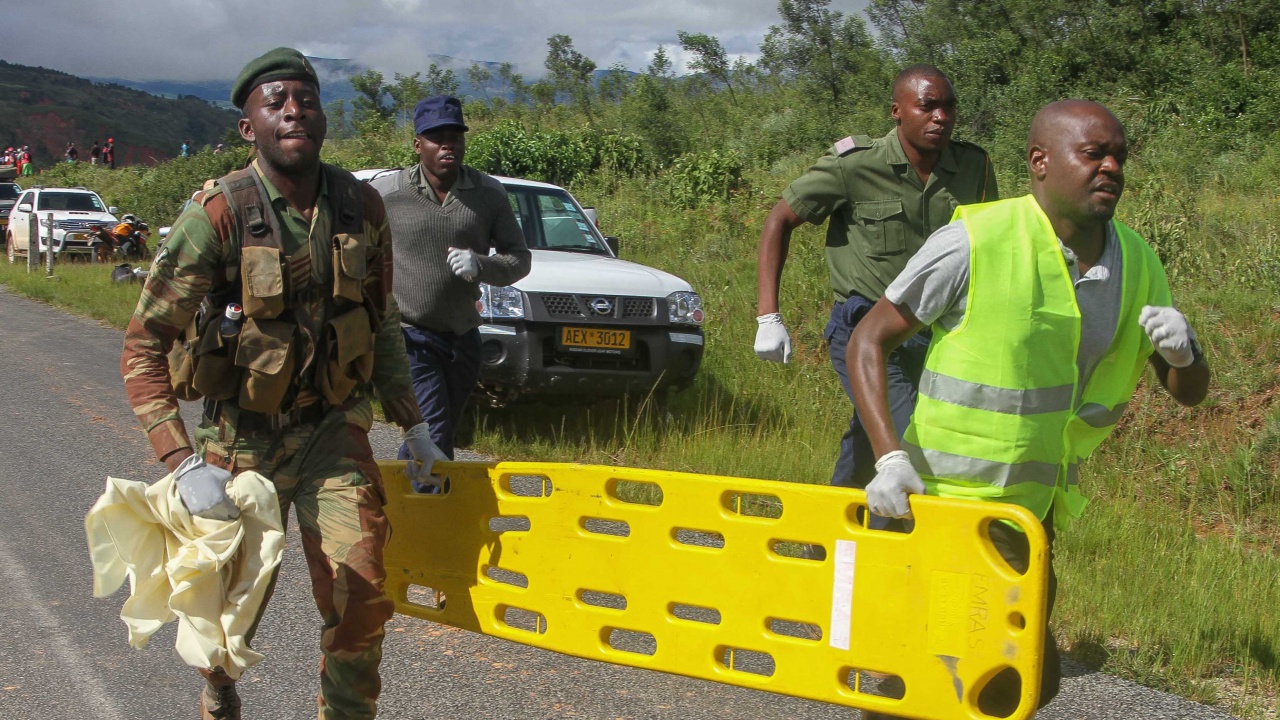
[561,327,631,351]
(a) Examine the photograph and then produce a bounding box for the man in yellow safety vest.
[844,99,1210,717]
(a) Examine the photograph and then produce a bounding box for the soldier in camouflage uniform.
[121,48,436,720]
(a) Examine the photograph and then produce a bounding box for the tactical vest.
[901,195,1171,525]
[169,164,384,415]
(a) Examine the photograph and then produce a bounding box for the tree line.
[325,0,1279,185]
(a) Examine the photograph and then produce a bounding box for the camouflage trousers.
[196,397,395,720]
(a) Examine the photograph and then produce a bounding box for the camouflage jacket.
[122,162,414,462]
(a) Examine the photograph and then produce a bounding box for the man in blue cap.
[370,96,530,480]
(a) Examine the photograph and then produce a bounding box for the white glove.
[754,313,792,363]
[174,454,239,521]
[1139,305,1196,368]
[865,451,926,519]
[447,247,480,282]
[404,422,449,492]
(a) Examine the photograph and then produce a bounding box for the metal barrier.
[380,460,1049,720]
[24,212,56,276]
[25,212,37,273]
[45,212,54,277]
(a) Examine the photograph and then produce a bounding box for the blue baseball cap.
[414,95,468,135]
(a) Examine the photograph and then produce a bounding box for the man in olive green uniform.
[755,64,997,508]
[121,48,436,720]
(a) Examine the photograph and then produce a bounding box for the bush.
[467,121,594,186]
[590,131,648,177]
[466,121,648,187]
[132,146,254,225]
[663,149,746,208]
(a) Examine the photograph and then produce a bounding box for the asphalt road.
[0,288,1240,720]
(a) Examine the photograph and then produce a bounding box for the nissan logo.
[589,297,613,315]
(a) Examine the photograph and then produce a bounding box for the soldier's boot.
[197,667,241,720]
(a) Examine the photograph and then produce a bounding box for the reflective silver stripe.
[920,369,1074,415]
[1078,402,1128,428]
[906,444,1060,488]
[1066,463,1079,488]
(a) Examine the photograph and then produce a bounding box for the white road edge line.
[0,530,126,720]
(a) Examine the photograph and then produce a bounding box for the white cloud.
[4,0,867,82]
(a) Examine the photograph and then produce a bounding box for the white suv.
[6,186,118,262]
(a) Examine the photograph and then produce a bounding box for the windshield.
[506,186,608,254]
[0,184,19,201]
[37,191,105,212]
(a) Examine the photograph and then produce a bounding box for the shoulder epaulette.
[198,180,223,206]
[950,137,988,155]
[834,135,874,156]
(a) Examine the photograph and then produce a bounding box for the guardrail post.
[45,212,55,277]
[25,212,36,273]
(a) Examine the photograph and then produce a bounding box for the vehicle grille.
[539,294,658,321]
[622,298,655,318]
[55,219,100,231]
[542,294,585,318]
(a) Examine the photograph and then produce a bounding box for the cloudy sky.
[6,0,868,82]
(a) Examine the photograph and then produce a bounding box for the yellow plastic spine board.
[379,460,1048,720]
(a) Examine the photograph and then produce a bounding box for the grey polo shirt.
[884,220,1125,397]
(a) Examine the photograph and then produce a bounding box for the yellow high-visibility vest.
[902,194,1171,524]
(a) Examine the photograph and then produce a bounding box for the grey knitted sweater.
[371,165,530,334]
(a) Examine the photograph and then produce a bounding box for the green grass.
[0,259,143,328]
[2,151,1277,717]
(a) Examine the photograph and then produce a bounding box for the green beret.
[231,47,319,109]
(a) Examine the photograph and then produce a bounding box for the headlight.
[479,284,525,319]
[667,291,704,325]
[39,217,52,227]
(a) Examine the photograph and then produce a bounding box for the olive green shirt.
[254,159,333,292]
[411,162,475,205]
[782,129,998,302]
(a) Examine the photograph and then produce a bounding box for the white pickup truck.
[355,170,705,405]
[5,186,119,262]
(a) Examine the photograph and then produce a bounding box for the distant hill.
[89,54,640,119]
[0,60,238,167]
[92,57,366,109]
[2,54,641,168]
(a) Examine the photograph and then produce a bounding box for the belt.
[203,399,328,432]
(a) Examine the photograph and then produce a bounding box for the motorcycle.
[89,215,151,263]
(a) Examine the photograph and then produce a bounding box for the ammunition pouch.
[235,317,296,413]
[169,302,239,402]
[191,314,241,401]
[333,233,367,304]
[168,314,203,402]
[317,304,376,406]
[241,245,286,319]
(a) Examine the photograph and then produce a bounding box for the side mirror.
[159,227,171,239]
[604,236,620,256]
[16,202,31,212]
[108,206,118,215]
[582,207,599,227]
